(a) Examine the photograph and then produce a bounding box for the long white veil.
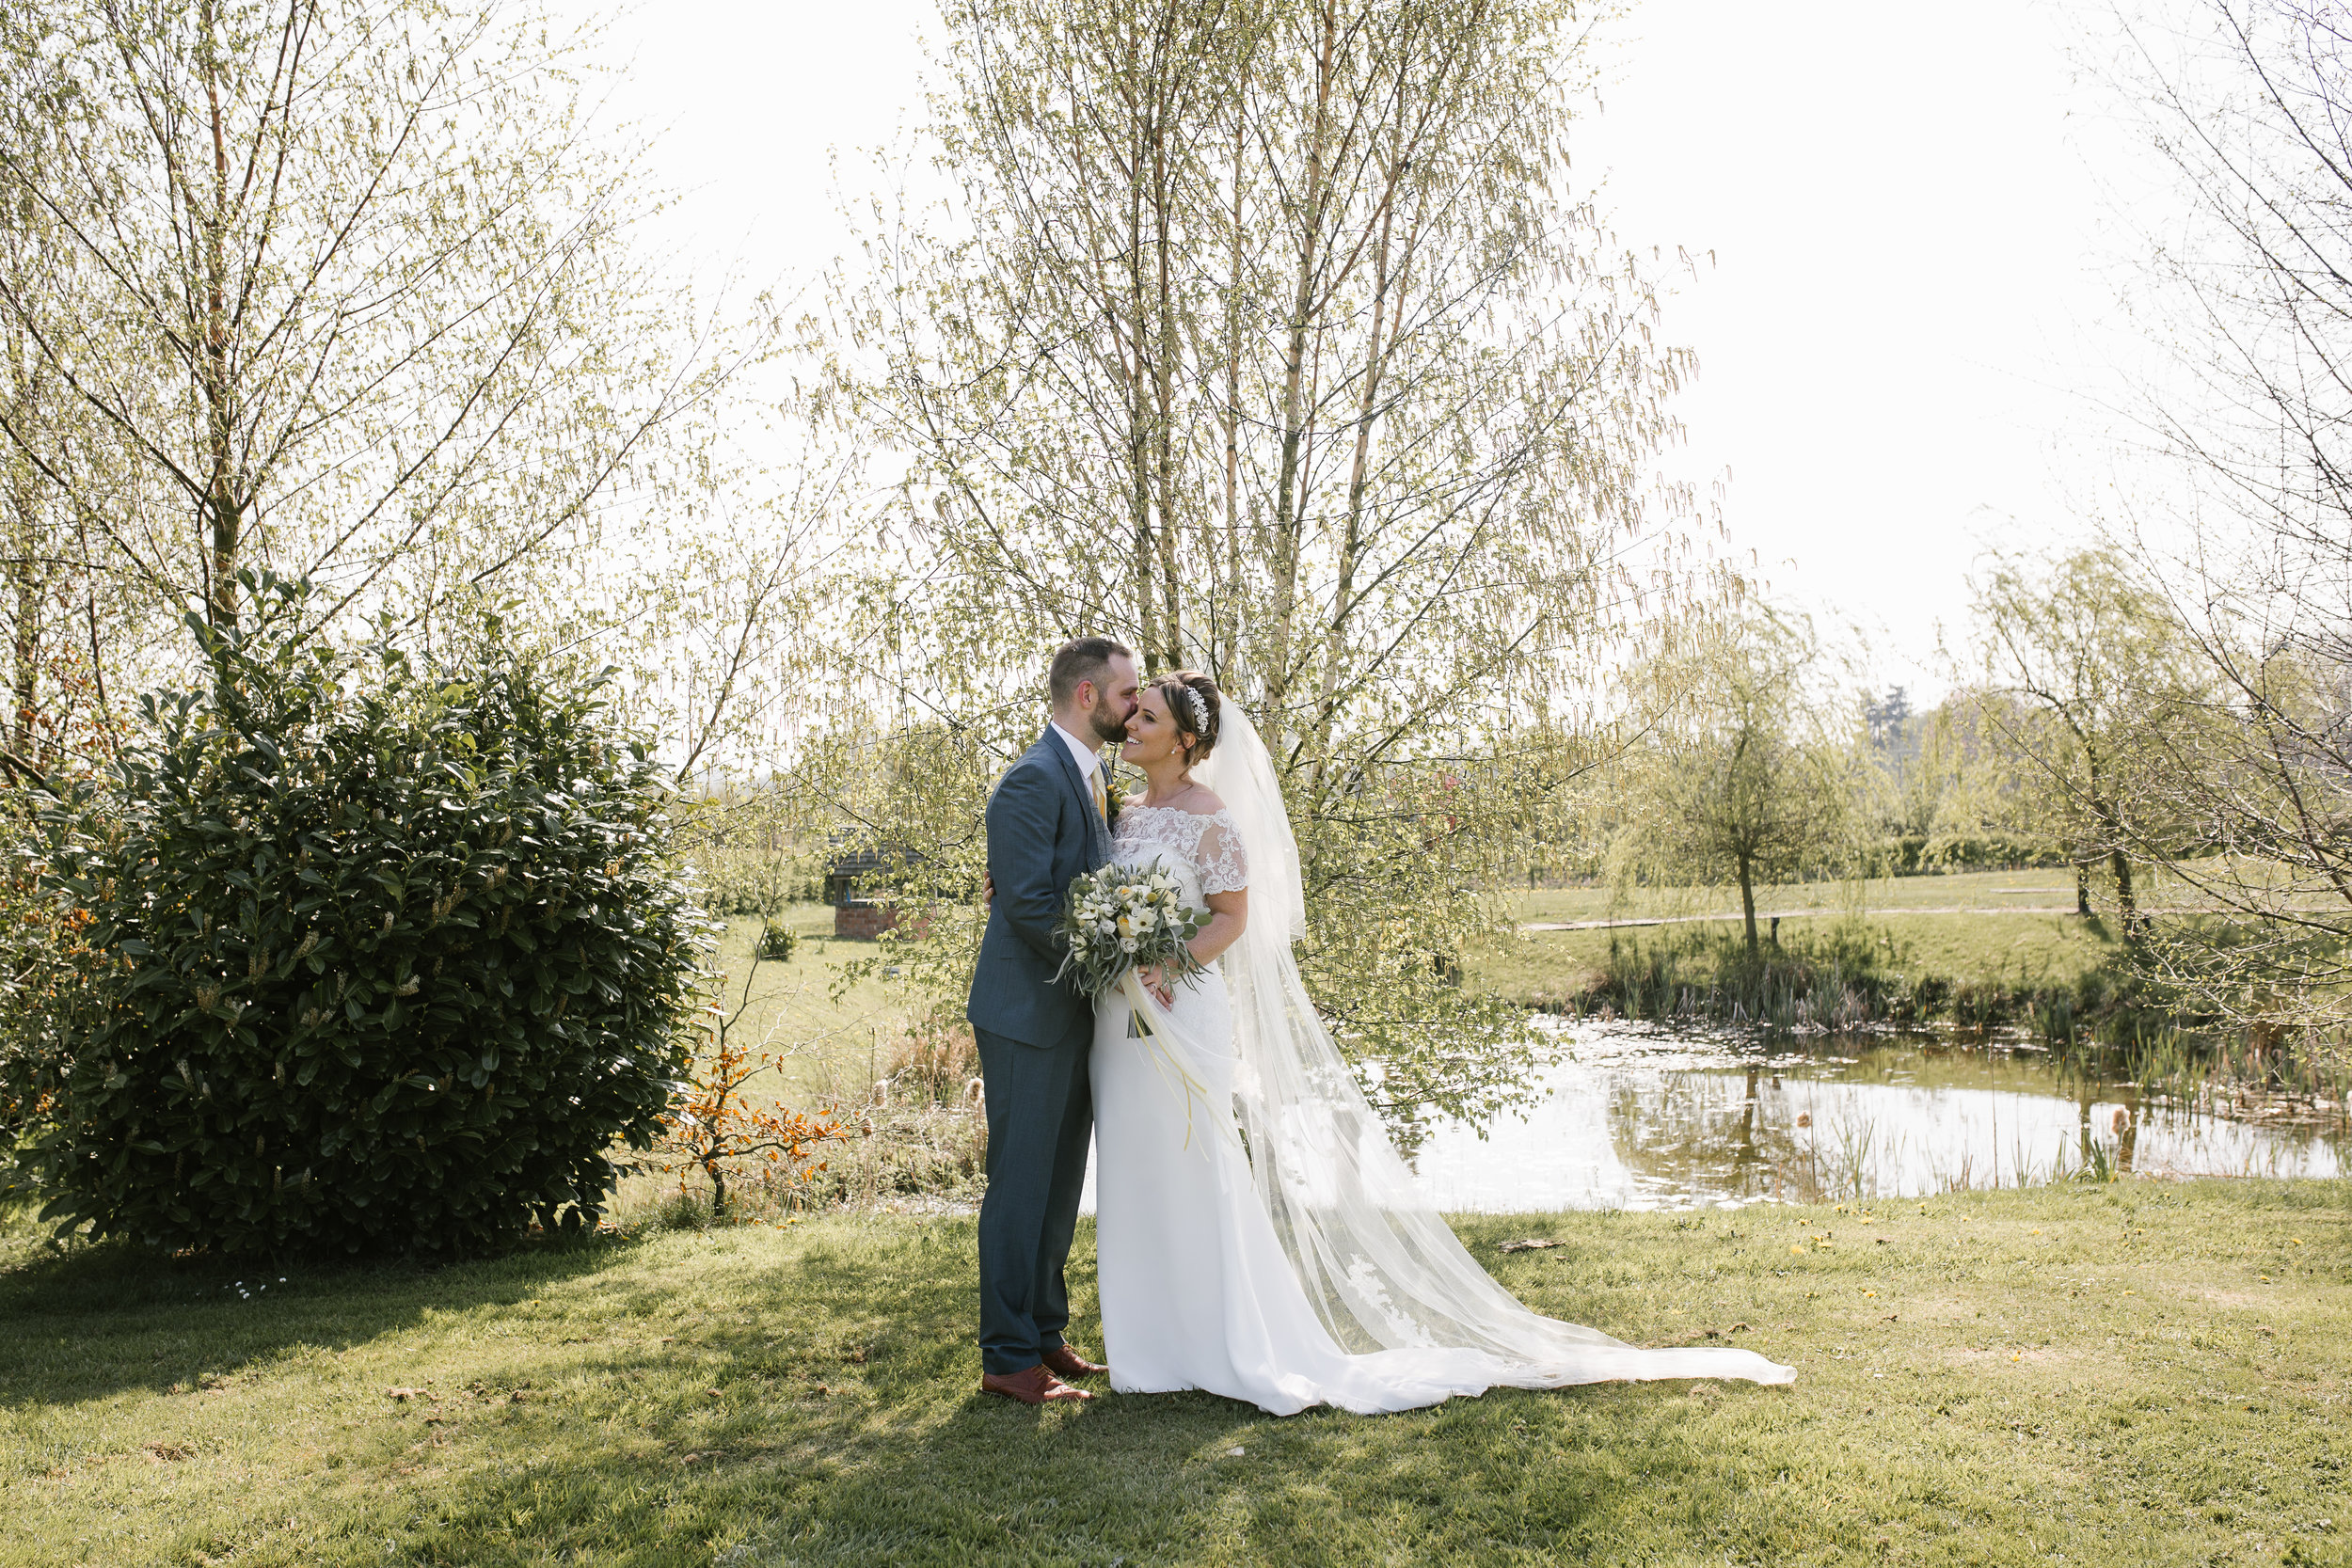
[1192,705,1793,1386]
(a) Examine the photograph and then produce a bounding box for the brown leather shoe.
[980,1365,1095,1405]
[1041,1344,1109,1380]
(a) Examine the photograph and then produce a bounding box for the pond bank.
[1469,907,2352,1101]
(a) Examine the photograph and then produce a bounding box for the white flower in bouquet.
[1052,862,1211,998]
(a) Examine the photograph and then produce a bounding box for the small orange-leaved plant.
[651,920,840,1218]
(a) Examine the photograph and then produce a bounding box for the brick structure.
[826,847,930,941]
[834,901,903,941]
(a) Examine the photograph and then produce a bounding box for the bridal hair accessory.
[1176,682,1210,736]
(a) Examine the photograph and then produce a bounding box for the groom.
[967,635,1140,1404]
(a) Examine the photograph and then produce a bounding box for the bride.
[1090,670,1795,1415]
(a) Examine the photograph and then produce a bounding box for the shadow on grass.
[381,1220,1744,1567]
[0,1222,636,1410]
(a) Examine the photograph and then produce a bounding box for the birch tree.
[0,8,154,772]
[0,0,747,642]
[819,0,1703,1116]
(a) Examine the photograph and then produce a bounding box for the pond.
[1077,1020,2349,1215]
[1409,1021,2350,1212]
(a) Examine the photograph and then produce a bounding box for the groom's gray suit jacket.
[965,727,1112,1049]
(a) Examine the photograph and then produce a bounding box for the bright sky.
[573,0,2169,703]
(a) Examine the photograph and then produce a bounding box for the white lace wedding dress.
[1089,718,1795,1417]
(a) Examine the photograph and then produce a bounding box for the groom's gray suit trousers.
[973,1021,1093,1375]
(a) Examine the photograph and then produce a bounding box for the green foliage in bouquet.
[1053,862,1206,997]
[10,575,711,1257]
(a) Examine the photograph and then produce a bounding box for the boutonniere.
[1103,768,1128,822]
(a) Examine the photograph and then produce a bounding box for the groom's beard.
[1087,700,1128,747]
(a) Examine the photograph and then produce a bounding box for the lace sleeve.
[1195,810,1249,895]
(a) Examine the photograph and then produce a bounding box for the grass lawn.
[7,1180,2350,1566]
[705,909,916,1101]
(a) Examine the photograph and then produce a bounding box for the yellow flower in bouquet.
[1054,862,1208,998]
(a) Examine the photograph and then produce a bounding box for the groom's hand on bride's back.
[981,872,994,908]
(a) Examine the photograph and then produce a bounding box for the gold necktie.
[1089,765,1107,823]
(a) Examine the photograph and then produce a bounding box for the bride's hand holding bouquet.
[1051,863,1208,1018]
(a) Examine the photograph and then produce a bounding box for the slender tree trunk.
[5,328,39,760]
[1739,851,1758,960]
[11,525,36,761]
[1216,52,1248,682]
[1263,0,1338,719]
[199,0,242,629]
[1120,46,1156,668]
[1307,134,1407,790]
[2075,861,2091,917]
[1150,110,1183,669]
[2084,738,2139,938]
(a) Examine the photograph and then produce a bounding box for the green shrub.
[10,579,711,1257]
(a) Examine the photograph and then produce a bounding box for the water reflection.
[1409,1022,2350,1212]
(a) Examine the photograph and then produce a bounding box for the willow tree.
[1608,609,1855,959]
[822,0,1699,1118]
[1970,547,2199,942]
[0,0,741,642]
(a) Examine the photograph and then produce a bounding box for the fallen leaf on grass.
[1500,1239,1563,1253]
[142,1442,189,1462]
[385,1386,427,1401]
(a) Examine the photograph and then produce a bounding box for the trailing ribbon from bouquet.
[1115,967,1227,1152]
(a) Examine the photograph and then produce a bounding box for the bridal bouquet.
[1053,863,1207,999]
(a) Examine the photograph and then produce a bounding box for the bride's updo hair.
[1155,670,1222,765]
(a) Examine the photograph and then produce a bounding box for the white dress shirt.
[1050,720,1105,812]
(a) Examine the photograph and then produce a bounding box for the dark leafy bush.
[11,579,710,1256]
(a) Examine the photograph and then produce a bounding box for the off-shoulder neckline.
[1119,801,1233,821]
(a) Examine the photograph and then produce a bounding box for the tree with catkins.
[0,0,748,642]
[817,0,1718,1120]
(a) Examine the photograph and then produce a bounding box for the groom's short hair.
[1049,636,1133,706]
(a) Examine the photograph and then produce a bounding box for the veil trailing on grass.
[1192,706,1794,1387]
